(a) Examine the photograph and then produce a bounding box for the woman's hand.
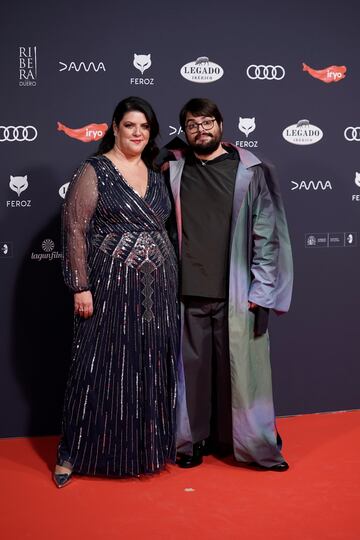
[74,291,94,319]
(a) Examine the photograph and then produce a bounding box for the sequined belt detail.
[93,230,170,267]
[93,231,172,322]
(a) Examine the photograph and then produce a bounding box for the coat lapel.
[229,146,261,243]
[169,159,185,253]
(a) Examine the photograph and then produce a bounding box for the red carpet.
[1,411,359,539]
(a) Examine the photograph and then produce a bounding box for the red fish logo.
[302,63,346,83]
[57,121,108,142]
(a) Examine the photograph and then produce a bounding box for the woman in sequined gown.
[54,97,178,486]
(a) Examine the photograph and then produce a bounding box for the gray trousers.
[182,296,233,447]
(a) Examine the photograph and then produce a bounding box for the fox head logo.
[238,117,256,138]
[355,172,360,188]
[10,175,28,197]
[133,54,151,75]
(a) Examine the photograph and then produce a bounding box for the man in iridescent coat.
[166,98,293,471]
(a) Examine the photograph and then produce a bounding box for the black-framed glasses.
[185,118,216,134]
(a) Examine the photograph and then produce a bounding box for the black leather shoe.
[177,453,203,468]
[268,461,289,472]
[177,440,208,469]
[247,460,289,472]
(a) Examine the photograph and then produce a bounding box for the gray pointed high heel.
[53,468,73,488]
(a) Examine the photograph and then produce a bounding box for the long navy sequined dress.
[58,155,178,477]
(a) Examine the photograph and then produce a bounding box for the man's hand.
[74,290,93,319]
[248,301,258,311]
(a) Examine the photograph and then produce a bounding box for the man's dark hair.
[179,98,223,130]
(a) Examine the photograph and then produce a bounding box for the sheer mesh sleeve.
[62,162,98,292]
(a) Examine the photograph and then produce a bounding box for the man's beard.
[187,130,222,155]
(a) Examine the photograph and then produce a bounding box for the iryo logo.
[57,122,108,142]
[302,63,346,84]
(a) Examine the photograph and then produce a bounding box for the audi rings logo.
[246,65,285,80]
[0,126,38,142]
[344,127,360,142]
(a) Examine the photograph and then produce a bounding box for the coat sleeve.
[62,162,98,293]
[248,166,280,308]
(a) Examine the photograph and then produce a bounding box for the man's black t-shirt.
[180,145,239,299]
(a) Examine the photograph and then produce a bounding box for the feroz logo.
[283,119,323,145]
[246,65,285,80]
[59,61,106,72]
[291,180,332,191]
[180,56,224,83]
[236,117,258,148]
[238,117,256,137]
[130,53,154,86]
[57,122,108,142]
[344,127,360,142]
[352,172,360,202]
[0,242,13,258]
[7,175,31,207]
[31,239,62,261]
[19,46,37,86]
[59,182,70,199]
[303,63,346,83]
[0,126,38,142]
[9,175,28,196]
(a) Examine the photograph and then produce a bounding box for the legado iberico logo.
[283,119,323,145]
[180,56,224,83]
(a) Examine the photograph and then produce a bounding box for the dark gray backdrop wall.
[0,0,359,437]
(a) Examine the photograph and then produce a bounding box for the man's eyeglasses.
[185,118,216,134]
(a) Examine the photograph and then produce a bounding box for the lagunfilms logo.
[31,238,62,261]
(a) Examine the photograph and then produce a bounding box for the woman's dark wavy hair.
[96,96,160,169]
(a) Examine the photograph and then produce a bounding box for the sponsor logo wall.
[1,1,360,436]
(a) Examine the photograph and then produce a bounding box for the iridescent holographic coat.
[169,145,293,467]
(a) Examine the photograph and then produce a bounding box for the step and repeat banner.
[0,1,359,437]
